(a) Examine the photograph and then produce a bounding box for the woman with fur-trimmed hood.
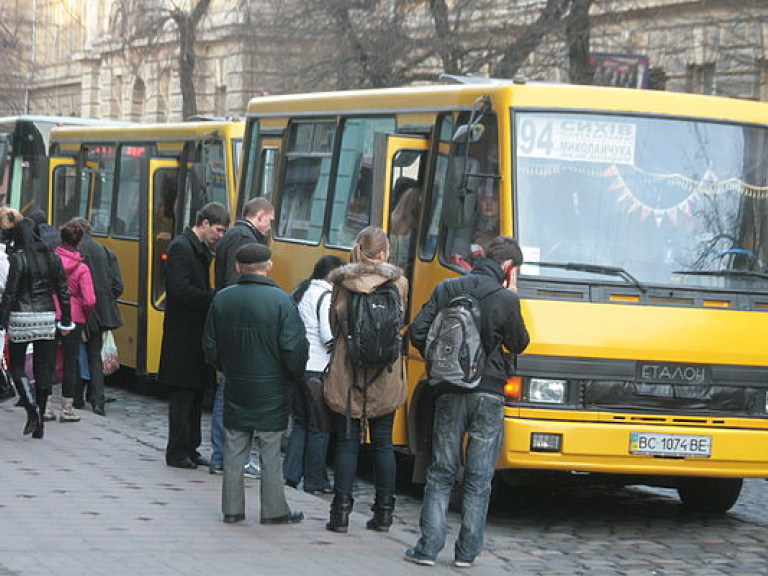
[324,226,408,535]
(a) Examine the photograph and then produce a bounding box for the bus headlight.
[528,379,568,404]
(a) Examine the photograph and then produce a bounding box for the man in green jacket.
[203,243,308,525]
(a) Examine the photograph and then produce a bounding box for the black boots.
[33,388,49,439]
[326,493,395,533]
[366,494,395,532]
[326,493,354,533]
[15,376,41,438]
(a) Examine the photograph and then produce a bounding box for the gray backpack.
[424,294,486,388]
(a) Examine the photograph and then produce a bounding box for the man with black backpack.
[405,236,529,568]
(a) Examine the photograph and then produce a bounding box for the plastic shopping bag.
[101,331,120,376]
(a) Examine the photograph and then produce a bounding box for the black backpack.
[346,281,403,373]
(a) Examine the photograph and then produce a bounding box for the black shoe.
[167,458,197,469]
[285,480,299,489]
[92,405,106,416]
[305,487,334,495]
[191,455,210,467]
[32,421,44,439]
[223,513,245,524]
[260,511,303,525]
[73,397,85,409]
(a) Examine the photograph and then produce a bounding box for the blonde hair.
[351,226,389,265]
[0,207,23,230]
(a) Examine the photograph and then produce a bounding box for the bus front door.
[374,133,430,447]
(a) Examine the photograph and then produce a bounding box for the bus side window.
[115,145,150,238]
[240,120,260,204]
[259,147,278,203]
[277,121,335,243]
[388,151,424,277]
[327,117,396,247]
[441,114,500,270]
[421,114,454,261]
[82,144,116,235]
[203,140,228,208]
[52,165,78,229]
[152,168,179,309]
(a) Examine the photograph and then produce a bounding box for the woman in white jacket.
[283,255,344,494]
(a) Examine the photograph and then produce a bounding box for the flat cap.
[236,242,271,264]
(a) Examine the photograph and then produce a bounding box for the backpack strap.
[315,289,331,324]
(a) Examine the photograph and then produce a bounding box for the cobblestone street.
[2,381,768,575]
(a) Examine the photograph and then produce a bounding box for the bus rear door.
[142,158,180,377]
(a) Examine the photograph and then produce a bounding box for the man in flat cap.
[203,243,309,525]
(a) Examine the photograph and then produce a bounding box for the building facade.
[2,0,768,120]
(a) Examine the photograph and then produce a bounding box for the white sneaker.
[43,404,56,422]
[243,461,261,479]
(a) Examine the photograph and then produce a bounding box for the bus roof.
[0,115,129,127]
[245,81,768,125]
[50,120,245,143]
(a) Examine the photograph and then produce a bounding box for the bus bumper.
[500,416,768,478]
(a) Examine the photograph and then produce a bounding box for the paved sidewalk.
[0,389,507,576]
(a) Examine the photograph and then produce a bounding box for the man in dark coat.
[74,218,124,415]
[214,197,274,289]
[160,202,230,469]
[208,197,274,475]
[203,243,308,525]
[405,236,529,568]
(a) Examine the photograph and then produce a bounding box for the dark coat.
[203,274,308,431]
[158,228,215,390]
[79,235,124,331]
[409,257,530,396]
[0,247,71,327]
[323,261,409,419]
[214,219,267,290]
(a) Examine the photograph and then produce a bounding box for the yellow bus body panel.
[522,300,767,366]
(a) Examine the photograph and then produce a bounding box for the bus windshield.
[514,111,768,291]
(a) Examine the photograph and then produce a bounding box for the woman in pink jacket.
[54,219,96,423]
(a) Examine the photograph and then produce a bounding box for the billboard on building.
[589,53,650,89]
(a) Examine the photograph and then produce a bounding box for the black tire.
[677,477,743,513]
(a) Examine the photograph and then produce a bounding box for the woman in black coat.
[0,218,73,438]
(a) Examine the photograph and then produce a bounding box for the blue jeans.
[211,378,258,468]
[283,422,331,491]
[414,392,504,563]
[332,411,395,497]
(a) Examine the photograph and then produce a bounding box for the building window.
[758,61,768,102]
[130,78,146,121]
[688,63,716,95]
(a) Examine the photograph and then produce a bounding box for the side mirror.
[452,122,485,144]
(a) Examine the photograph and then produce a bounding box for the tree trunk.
[566,0,593,85]
[171,0,211,120]
[429,0,461,74]
[494,0,570,79]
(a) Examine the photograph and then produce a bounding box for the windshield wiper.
[673,269,768,281]
[526,261,648,293]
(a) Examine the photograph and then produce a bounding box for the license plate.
[629,432,711,458]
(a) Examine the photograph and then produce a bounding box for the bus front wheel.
[677,477,743,513]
